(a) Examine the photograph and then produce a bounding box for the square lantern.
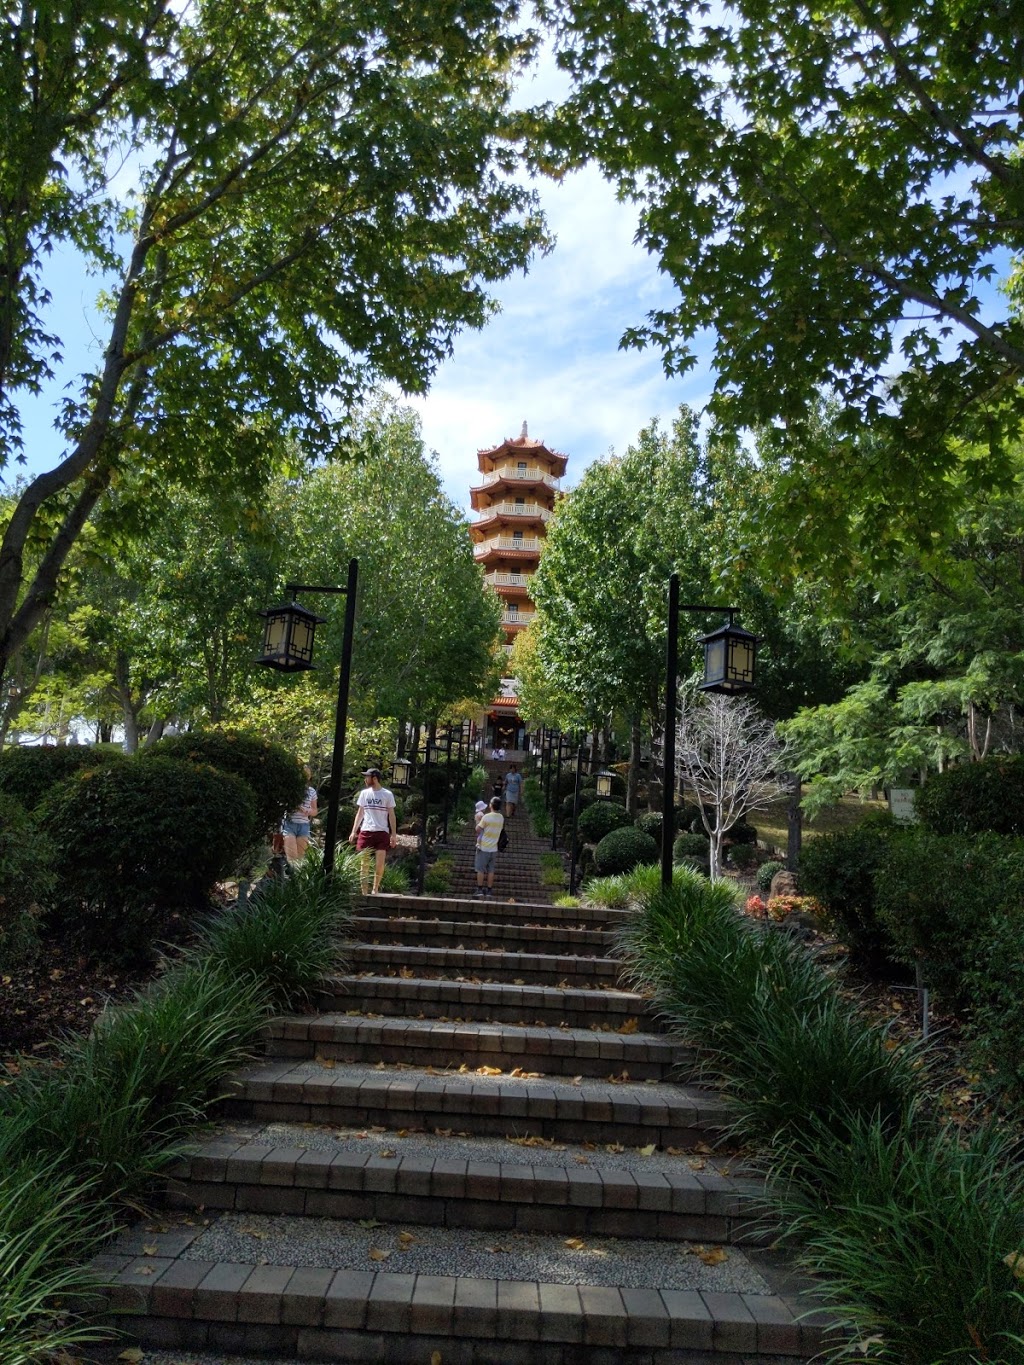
[697,620,759,694]
[595,770,616,799]
[255,600,326,672]
[392,756,413,788]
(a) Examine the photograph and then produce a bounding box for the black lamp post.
[391,736,440,895]
[551,732,569,851]
[256,557,358,877]
[661,573,759,888]
[568,741,586,895]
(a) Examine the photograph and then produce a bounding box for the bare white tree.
[675,690,788,881]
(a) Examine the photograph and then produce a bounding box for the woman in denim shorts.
[282,765,318,864]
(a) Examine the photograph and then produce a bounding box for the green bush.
[42,758,257,957]
[673,831,708,861]
[577,800,631,843]
[965,907,1024,1114]
[635,811,663,839]
[0,793,56,970]
[729,842,758,870]
[916,754,1024,837]
[0,744,123,811]
[726,819,758,845]
[145,729,304,836]
[593,825,658,876]
[557,789,599,828]
[798,815,904,976]
[875,830,1024,1002]
[756,859,786,893]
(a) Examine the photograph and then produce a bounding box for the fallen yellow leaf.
[476,1065,502,1076]
[564,1237,586,1250]
[617,1018,640,1034]
[1004,1250,1024,1281]
[637,1143,657,1156]
[368,1246,391,1262]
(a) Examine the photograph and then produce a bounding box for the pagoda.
[470,422,567,754]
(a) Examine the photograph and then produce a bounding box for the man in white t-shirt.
[474,796,505,898]
[349,768,397,895]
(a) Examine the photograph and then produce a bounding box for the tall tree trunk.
[627,714,641,815]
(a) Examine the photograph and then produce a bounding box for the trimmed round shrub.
[416,765,451,802]
[558,790,599,828]
[593,826,659,876]
[0,744,123,811]
[145,730,304,836]
[577,800,632,844]
[42,758,258,957]
[727,820,758,845]
[756,860,786,894]
[635,812,663,839]
[674,832,708,862]
[915,755,1024,837]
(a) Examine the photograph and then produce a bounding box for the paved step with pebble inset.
[319,972,662,1030]
[263,1012,689,1080]
[361,891,630,929]
[162,1128,771,1245]
[352,913,616,957]
[221,1061,730,1148]
[346,942,622,989]
[98,1213,831,1362]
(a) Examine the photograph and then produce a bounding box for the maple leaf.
[617,1018,640,1034]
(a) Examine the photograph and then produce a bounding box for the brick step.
[219,1062,729,1148]
[164,1134,769,1245]
[346,944,622,989]
[357,893,627,928]
[99,1224,830,1362]
[351,916,614,957]
[263,1013,688,1080]
[318,974,661,1031]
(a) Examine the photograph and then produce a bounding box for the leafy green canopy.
[0,0,548,670]
[543,0,1024,480]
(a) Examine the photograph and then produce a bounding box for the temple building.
[470,422,567,755]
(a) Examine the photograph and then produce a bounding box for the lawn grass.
[754,794,888,854]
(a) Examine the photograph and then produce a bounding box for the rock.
[769,869,799,898]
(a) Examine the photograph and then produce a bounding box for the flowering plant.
[765,894,824,922]
[744,894,767,917]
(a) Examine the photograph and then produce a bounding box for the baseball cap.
[362,767,382,778]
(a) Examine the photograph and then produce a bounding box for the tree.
[544,0,1024,498]
[675,692,787,880]
[781,439,1024,807]
[530,408,711,803]
[272,396,502,724]
[0,0,548,673]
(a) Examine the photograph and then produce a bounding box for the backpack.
[497,826,509,852]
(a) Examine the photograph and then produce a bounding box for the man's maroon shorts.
[357,829,390,852]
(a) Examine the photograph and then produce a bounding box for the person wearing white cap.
[349,768,396,894]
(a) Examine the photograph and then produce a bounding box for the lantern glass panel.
[263,612,288,659]
[703,637,727,688]
[726,637,756,691]
[392,757,412,788]
[595,771,613,798]
[291,615,316,667]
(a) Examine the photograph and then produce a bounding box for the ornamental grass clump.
[0,1161,116,1365]
[200,853,354,1011]
[615,869,920,1158]
[1,959,271,1198]
[768,1113,1024,1363]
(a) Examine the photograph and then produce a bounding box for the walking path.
[93,788,834,1363]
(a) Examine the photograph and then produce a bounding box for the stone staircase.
[95,846,834,1361]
